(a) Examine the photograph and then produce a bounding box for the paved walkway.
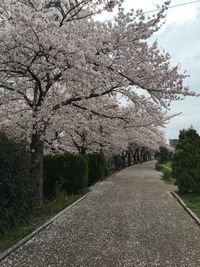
[2,161,200,267]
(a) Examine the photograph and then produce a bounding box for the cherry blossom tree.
[0,0,194,204]
[43,96,174,165]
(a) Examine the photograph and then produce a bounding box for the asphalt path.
[2,161,200,267]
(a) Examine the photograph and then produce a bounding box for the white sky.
[99,0,200,139]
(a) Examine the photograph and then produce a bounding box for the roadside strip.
[0,194,87,263]
[171,191,200,227]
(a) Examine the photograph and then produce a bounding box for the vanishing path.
[2,161,200,267]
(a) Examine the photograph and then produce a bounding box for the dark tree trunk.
[131,149,137,163]
[114,154,122,170]
[136,148,140,162]
[80,147,86,155]
[122,156,126,168]
[128,151,131,166]
[121,151,127,168]
[114,155,118,170]
[30,132,44,206]
[140,147,145,161]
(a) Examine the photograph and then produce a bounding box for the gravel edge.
[0,168,121,263]
[0,194,87,263]
[171,191,200,227]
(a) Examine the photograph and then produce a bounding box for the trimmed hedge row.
[86,152,106,186]
[0,134,35,234]
[1,133,107,234]
[43,152,107,199]
[43,152,88,199]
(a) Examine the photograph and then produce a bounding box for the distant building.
[169,139,179,149]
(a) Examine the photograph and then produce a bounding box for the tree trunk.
[121,151,127,168]
[80,146,86,155]
[140,147,144,161]
[128,151,131,166]
[114,155,118,170]
[136,148,139,162]
[122,156,126,168]
[131,149,136,163]
[30,132,44,206]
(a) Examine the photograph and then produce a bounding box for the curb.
[0,194,87,263]
[171,191,200,227]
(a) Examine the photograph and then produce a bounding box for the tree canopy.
[0,0,195,203]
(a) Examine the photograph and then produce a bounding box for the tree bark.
[122,156,126,168]
[30,132,44,206]
[128,151,131,166]
[114,155,118,170]
[80,146,86,155]
[121,151,127,168]
[136,148,139,162]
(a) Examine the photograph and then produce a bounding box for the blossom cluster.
[0,0,193,156]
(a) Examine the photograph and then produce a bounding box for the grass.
[160,161,176,185]
[0,193,85,254]
[162,161,172,171]
[180,193,200,219]
[161,162,200,220]
[162,176,175,185]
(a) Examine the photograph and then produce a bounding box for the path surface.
[2,161,200,267]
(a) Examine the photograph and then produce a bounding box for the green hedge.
[173,144,200,194]
[172,128,200,194]
[86,152,106,186]
[43,152,88,199]
[158,146,172,164]
[0,133,35,234]
[155,162,162,171]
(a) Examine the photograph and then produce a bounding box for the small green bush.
[113,154,123,170]
[86,152,106,186]
[0,133,35,234]
[43,152,88,199]
[162,169,171,179]
[157,146,172,164]
[155,162,162,171]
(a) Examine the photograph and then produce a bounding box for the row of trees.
[0,0,195,205]
[0,132,152,234]
[0,133,108,233]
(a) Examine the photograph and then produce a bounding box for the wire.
[144,0,200,14]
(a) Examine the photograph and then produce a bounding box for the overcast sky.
[99,0,200,139]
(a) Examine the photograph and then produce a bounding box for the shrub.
[86,152,106,186]
[155,162,162,171]
[113,154,123,170]
[63,152,88,194]
[104,156,113,176]
[43,154,63,199]
[158,146,172,164]
[172,128,200,194]
[0,133,35,234]
[43,152,88,199]
[162,169,172,180]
